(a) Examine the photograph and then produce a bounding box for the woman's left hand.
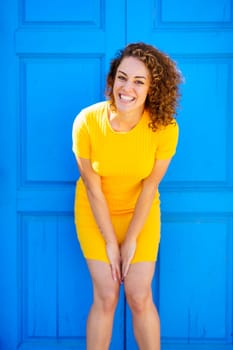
[120,238,137,280]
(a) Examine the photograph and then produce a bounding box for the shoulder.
[157,120,179,137]
[79,101,108,121]
[154,120,179,159]
[73,101,108,128]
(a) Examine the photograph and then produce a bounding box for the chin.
[116,104,133,113]
[115,99,134,109]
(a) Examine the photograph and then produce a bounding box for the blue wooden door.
[126,0,233,349]
[0,1,126,349]
[1,1,233,350]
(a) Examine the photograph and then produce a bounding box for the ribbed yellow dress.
[72,101,178,263]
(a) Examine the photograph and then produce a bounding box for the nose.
[122,79,133,91]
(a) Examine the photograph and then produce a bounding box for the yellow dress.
[72,101,178,263]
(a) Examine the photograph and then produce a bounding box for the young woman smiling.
[72,42,182,350]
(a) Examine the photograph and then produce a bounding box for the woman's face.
[113,56,150,115]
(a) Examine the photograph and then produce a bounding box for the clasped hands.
[106,239,136,283]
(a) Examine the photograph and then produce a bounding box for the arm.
[121,157,172,278]
[76,156,121,282]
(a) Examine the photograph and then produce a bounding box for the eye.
[117,75,126,81]
[135,80,144,85]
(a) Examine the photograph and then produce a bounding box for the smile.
[119,94,135,102]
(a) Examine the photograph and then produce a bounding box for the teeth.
[120,94,135,102]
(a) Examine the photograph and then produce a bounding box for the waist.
[76,178,160,214]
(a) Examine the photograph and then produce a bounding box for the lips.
[119,94,135,102]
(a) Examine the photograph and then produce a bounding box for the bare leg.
[86,260,120,350]
[124,262,160,350]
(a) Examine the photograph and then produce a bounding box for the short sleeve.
[155,121,179,160]
[72,111,91,159]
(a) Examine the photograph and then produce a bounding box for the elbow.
[82,177,103,200]
[86,187,102,202]
[150,184,158,198]
[142,180,158,199]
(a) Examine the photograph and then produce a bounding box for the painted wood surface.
[0,0,233,349]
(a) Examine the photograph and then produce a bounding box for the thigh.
[131,204,160,263]
[86,260,120,300]
[124,262,156,296]
[75,183,109,263]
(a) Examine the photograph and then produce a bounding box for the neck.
[108,106,145,132]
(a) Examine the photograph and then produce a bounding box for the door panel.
[1,0,126,349]
[0,1,19,349]
[126,0,233,349]
[160,220,232,340]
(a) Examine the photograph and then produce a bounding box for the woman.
[72,42,182,350]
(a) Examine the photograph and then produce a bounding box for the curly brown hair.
[105,42,182,131]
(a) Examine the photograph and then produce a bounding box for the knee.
[125,288,152,314]
[96,289,119,314]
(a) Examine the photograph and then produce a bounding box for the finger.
[111,263,122,283]
[115,264,122,283]
[110,264,117,282]
[122,260,130,279]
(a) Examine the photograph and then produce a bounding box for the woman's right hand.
[106,241,122,283]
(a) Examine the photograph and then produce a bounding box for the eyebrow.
[118,70,147,80]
